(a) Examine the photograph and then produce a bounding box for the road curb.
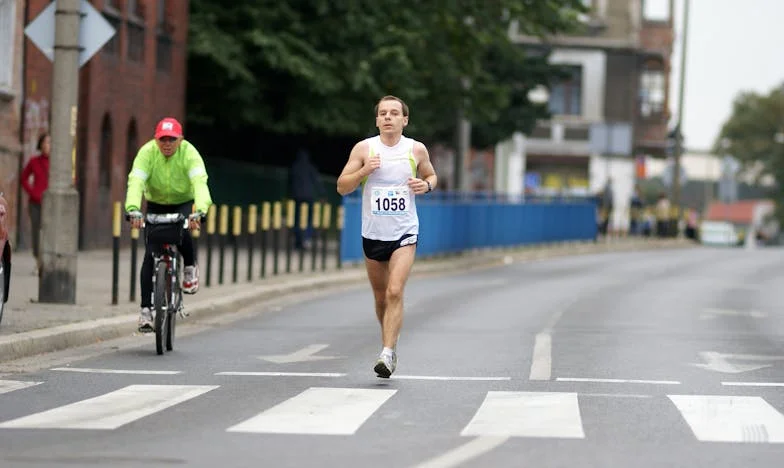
[0,238,694,363]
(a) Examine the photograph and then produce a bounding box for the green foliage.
[187,0,587,145]
[715,83,784,217]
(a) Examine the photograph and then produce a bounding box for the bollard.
[232,205,242,283]
[298,202,309,273]
[205,205,217,287]
[321,203,331,271]
[219,204,229,284]
[247,204,257,282]
[286,199,295,274]
[272,201,282,275]
[130,225,139,302]
[112,201,121,305]
[260,202,270,278]
[311,202,321,272]
[336,205,344,269]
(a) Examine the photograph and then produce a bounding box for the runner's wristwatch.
[426,180,432,193]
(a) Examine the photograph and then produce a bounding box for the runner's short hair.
[375,95,409,117]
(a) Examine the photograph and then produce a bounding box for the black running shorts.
[362,234,418,262]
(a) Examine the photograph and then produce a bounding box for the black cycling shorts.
[362,234,418,262]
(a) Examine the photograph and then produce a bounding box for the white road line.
[226,387,396,435]
[413,436,509,468]
[581,393,652,398]
[461,391,585,439]
[0,384,218,430]
[557,377,681,385]
[722,382,784,388]
[528,333,552,381]
[669,394,784,443]
[393,375,511,381]
[0,380,43,395]
[215,372,345,378]
[52,367,181,375]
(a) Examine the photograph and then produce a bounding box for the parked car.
[699,220,745,247]
[0,191,10,324]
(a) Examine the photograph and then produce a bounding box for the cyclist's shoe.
[374,351,397,379]
[183,266,199,294]
[138,307,153,333]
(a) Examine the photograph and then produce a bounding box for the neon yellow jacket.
[124,139,213,214]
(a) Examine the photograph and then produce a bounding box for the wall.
[0,0,24,245]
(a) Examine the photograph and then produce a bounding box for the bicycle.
[130,211,202,355]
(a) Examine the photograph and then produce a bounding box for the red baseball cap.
[154,117,183,139]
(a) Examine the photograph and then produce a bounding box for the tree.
[714,83,784,226]
[186,0,587,153]
[714,83,784,205]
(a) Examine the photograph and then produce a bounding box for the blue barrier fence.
[339,191,598,264]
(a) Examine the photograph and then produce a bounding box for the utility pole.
[39,0,81,303]
[672,0,689,218]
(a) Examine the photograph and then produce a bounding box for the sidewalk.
[0,236,696,363]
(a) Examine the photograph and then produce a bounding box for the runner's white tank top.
[361,135,419,241]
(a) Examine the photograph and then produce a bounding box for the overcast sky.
[668,0,784,152]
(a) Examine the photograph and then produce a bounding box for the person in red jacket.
[21,133,50,273]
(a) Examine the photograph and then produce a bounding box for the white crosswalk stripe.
[461,391,585,439]
[0,384,218,430]
[3,382,784,444]
[0,379,43,395]
[669,395,784,443]
[227,387,397,435]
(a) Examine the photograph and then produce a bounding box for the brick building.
[20,0,189,249]
[0,0,24,244]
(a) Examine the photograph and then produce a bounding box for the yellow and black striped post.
[273,201,282,275]
[246,204,257,282]
[112,202,121,305]
[298,202,309,273]
[205,205,217,287]
[286,199,295,274]
[336,205,344,269]
[129,222,139,302]
[321,203,332,271]
[260,202,270,278]
[232,205,242,283]
[311,202,321,272]
[219,204,229,284]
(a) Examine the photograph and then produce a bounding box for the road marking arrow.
[691,351,784,374]
[700,308,767,320]
[258,344,340,364]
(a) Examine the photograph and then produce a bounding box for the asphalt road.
[2,245,784,467]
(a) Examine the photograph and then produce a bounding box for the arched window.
[126,118,138,179]
[99,113,113,208]
[99,114,112,185]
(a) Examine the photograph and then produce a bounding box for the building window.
[639,68,665,117]
[102,12,121,57]
[157,0,166,27]
[0,0,16,91]
[548,66,583,116]
[127,21,145,62]
[643,0,670,21]
[156,34,172,72]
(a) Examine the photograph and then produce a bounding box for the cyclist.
[124,117,213,333]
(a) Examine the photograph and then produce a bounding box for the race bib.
[371,186,410,216]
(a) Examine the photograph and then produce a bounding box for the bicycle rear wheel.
[165,266,181,351]
[153,266,168,355]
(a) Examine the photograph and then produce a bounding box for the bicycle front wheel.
[153,266,168,355]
